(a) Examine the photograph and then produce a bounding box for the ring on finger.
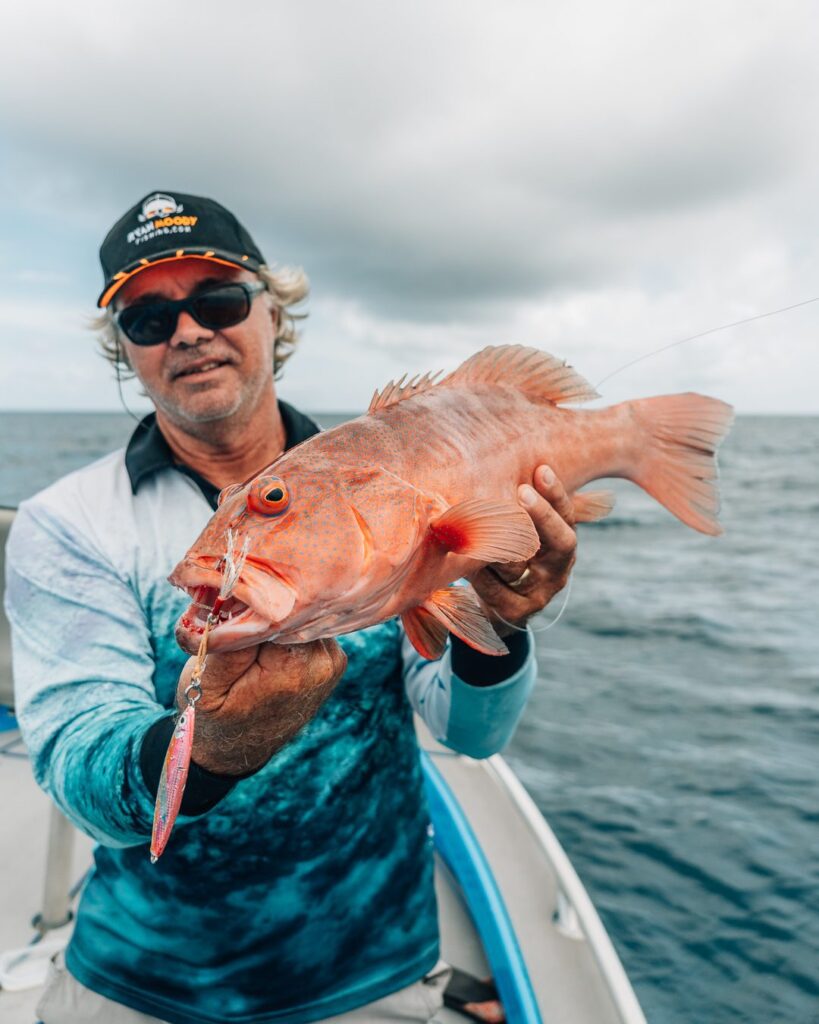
[505,567,532,590]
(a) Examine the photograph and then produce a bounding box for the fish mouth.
[169,558,296,654]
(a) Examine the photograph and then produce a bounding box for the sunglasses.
[115,281,267,346]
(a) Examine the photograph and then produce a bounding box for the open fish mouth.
[170,559,296,653]
[181,585,259,634]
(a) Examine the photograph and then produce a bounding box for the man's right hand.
[177,639,347,777]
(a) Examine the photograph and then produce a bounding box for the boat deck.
[0,728,92,1023]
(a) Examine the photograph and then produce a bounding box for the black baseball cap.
[97,190,266,308]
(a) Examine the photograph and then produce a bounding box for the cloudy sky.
[1,1,817,413]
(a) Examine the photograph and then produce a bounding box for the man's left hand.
[471,465,577,638]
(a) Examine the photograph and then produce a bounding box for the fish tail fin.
[628,394,734,536]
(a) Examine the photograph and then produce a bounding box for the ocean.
[1,411,817,1024]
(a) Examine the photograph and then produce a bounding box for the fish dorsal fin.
[441,345,599,405]
[368,345,598,413]
[368,370,444,413]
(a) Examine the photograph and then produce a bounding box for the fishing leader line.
[487,296,818,634]
[593,294,819,391]
[527,295,819,637]
[492,573,574,636]
[114,338,151,432]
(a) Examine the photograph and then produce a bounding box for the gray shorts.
[36,952,453,1024]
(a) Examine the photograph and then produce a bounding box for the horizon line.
[0,407,817,418]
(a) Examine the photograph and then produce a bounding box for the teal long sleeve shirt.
[4,410,537,1024]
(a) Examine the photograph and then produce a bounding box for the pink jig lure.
[150,529,249,863]
[150,705,197,863]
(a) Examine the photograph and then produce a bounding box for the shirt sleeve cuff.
[444,630,536,758]
[140,715,240,816]
[450,629,531,686]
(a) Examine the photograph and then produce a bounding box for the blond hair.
[90,264,309,379]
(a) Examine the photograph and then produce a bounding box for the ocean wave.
[570,611,779,653]
[586,515,647,530]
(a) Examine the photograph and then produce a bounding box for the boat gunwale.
[482,753,647,1024]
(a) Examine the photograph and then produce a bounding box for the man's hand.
[471,465,577,637]
[177,639,347,776]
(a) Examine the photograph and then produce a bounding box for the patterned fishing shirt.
[4,400,536,1024]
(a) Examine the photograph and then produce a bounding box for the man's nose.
[169,310,216,348]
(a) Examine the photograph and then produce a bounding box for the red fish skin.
[288,391,636,630]
[345,387,635,497]
[170,347,732,653]
[179,399,643,646]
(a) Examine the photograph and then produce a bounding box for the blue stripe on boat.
[421,751,542,1024]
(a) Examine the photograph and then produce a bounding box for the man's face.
[114,259,277,428]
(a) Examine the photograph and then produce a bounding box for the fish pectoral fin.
[424,584,509,657]
[572,489,616,523]
[402,606,449,660]
[429,498,539,563]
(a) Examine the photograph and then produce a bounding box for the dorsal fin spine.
[368,344,599,414]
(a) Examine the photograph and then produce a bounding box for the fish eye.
[247,476,290,516]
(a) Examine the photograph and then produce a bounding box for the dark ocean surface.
[1,411,817,1024]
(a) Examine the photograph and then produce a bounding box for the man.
[5,191,578,1024]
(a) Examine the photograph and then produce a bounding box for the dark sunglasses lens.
[119,305,176,346]
[191,286,250,330]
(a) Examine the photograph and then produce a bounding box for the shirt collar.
[125,399,322,509]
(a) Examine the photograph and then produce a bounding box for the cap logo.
[138,193,183,222]
[126,193,198,247]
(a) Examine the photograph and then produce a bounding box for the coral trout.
[170,345,734,658]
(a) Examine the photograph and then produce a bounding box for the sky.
[1,1,817,414]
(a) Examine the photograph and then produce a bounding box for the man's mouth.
[173,358,232,379]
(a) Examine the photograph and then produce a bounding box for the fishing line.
[114,337,149,431]
[594,295,819,391]
[493,573,574,635]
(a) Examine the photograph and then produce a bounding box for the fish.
[169,344,734,659]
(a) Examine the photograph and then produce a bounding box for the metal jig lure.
[150,529,249,862]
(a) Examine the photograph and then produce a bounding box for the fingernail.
[539,466,554,486]
[519,484,537,507]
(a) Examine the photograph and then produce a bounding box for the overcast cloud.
[0,0,817,413]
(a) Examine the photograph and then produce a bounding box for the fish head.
[170,456,431,653]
